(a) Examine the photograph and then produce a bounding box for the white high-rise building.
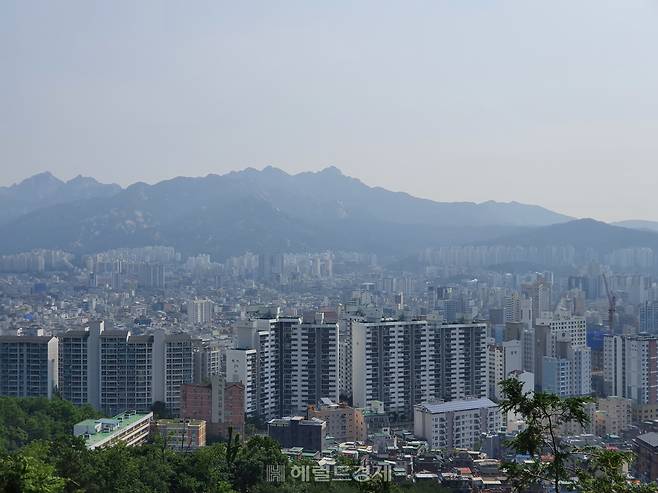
[99,330,154,416]
[503,293,521,323]
[414,398,500,450]
[604,334,658,404]
[188,299,215,325]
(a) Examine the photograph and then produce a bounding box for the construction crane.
[602,273,616,335]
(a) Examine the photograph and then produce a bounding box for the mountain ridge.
[0,166,573,257]
[0,172,122,226]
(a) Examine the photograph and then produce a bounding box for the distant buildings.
[188,299,214,325]
[138,263,166,289]
[413,398,500,450]
[640,301,658,333]
[268,416,326,452]
[74,411,153,450]
[0,335,58,398]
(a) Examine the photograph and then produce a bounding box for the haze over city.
[7,2,658,492]
[3,1,658,221]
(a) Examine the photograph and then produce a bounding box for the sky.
[1,1,658,222]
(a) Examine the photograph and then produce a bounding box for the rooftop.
[155,418,206,427]
[75,411,153,449]
[637,432,658,448]
[416,398,497,414]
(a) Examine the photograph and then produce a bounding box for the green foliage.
[0,453,67,493]
[0,396,100,453]
[499,377,656,493]
[575,448,657,493]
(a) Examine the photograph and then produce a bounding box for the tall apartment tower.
[351,320,488,420]
[604,334,658,404]
[58,320,104,407]
[338,318,357,400]
[59,322,196,416]
[193,340,223,384]
[226,310,339,420]
[156,333,195,416]
[534,315,590,395]
[188,299,214,325]
[440,323,489,401]
[99,330,154,416]
[523,280,551,323]
[225,348,258,416]
[640,301,658,333]
[0,335,58,398]
[289,313,339,413]
[504,293,522,323]
[138,263,166,289]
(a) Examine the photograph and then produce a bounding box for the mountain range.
[0,167,657,259]
[0,172,121,226]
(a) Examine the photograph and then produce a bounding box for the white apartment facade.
[414,398,500,450]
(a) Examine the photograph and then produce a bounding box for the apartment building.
[74,411,153,450]
[414,398,500,450]
[59,321,196,416]
[0,335,58,398]
[604,334,658,404]
[352,320,488,420]
[226,309,338,420]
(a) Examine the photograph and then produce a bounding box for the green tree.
[499,377,655,493]
[232,436,286,492]
[0,452,66,493]
[0,396,99,453]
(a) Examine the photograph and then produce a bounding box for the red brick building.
[181,375,245,440]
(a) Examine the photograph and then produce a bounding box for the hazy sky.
[2,1,658,221]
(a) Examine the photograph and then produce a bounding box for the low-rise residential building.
[635,432,658,482]
[308,398,366,443]
[268,416,326,452]
[595,396,632,437]
[74,411,153,450]
[362,400,390,435]
[413,398,500,450]
[153,419,207,451]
